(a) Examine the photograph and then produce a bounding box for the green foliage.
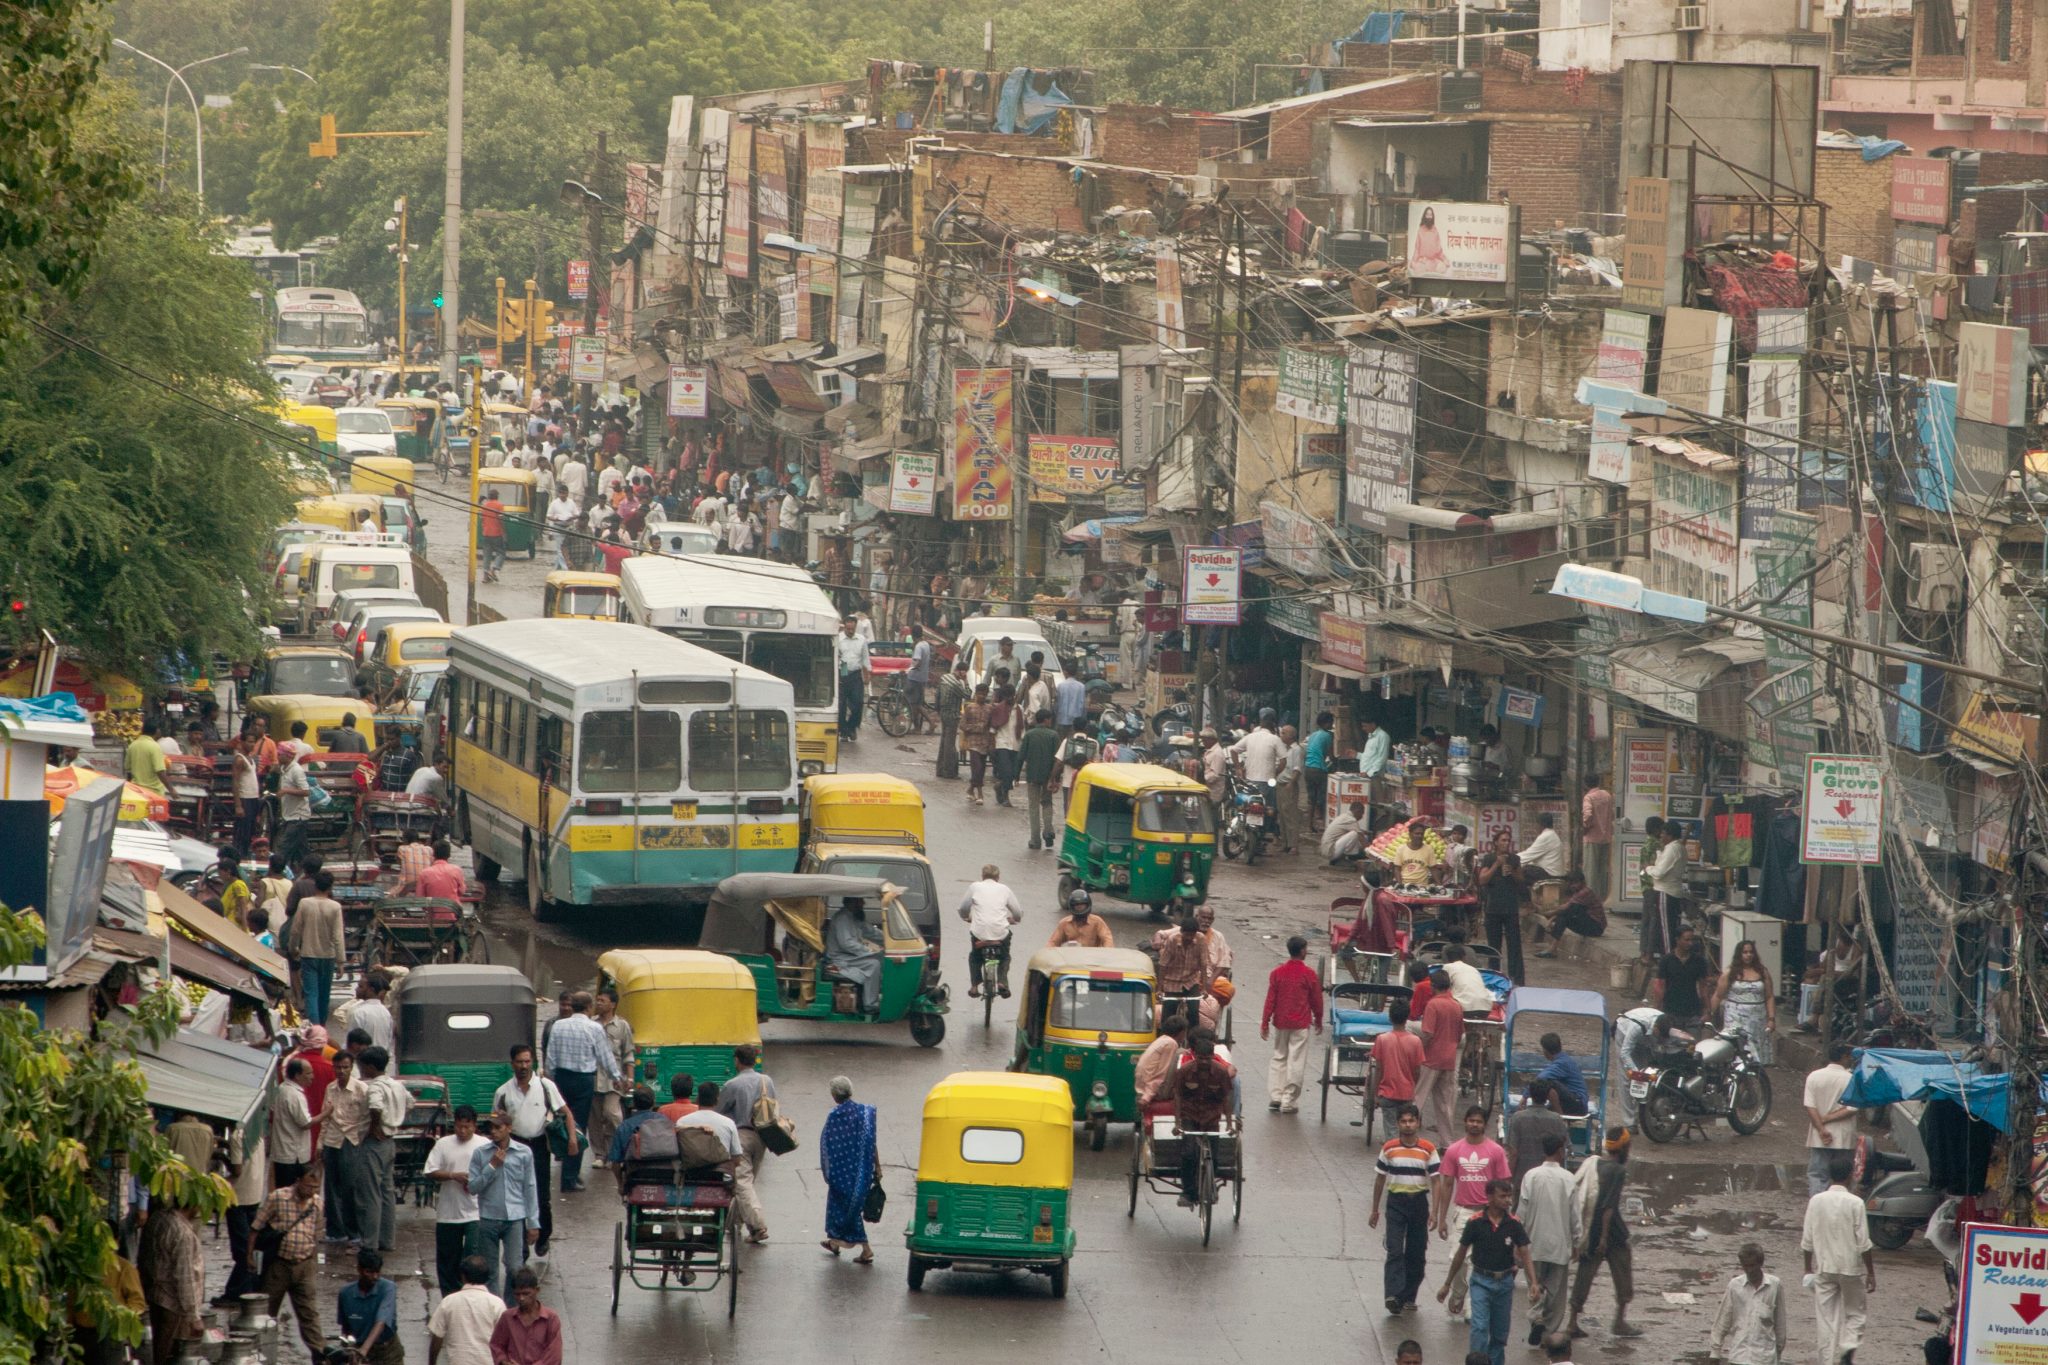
[0,0,140,360]
[0,905,231,1365]
[0,111,296,673]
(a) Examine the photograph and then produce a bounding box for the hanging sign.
[1181,547,1242,625]
[666,365,707,418]
[1801,754,1885,865]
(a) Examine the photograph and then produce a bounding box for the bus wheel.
[525,842,559,923]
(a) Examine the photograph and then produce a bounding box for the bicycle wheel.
[875,690,911,738]
[1198,1143,1215,1247]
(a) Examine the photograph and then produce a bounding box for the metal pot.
[1523,755,1558,779]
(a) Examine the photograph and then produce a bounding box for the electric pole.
[439,0,465,383]
[580,131,608,413]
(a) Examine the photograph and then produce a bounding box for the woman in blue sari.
[819,1076,878,1264]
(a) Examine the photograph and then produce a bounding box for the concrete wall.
[1815,145,1898,266]
[1489,310,1608,421]
[1230,371,1342,525]
[1541,0,1824,72]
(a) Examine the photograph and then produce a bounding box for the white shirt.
[675,1108,743,1158]
[425,1132,488,1222]
[1359,727,1390,777]
[406,765,447,800]
[558,461,588,498]
[351,998,395,1054]
[1800,1184,1872,1276]
[1441,959,1494,1014]
[1802,1062,1856,1150]
[1280,740,1303,781]
[1711,1271,1788,1364]
[1518,1160,1583,1264]
[426,1283,506,1365]
[957,879,1024,941]
[546,494,579,527]
[1518,827,1568,876]
[1228,728,1287,781]
[694,496,726,525]
[834,633,869,674]
[158,736,183,757]
[492,1074,566,1141]
[1319,812,1365,860]
[278,757,312,822]
[269,1082,314,1164]
[1648,837,1687,895]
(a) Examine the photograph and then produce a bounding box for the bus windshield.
[578,710,682,793]
[661,627,744,661]
[278,311,368,351]
[746,633,833,708]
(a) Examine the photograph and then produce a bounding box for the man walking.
[1437,1178,1535,1365]
[468,1110,541,1298]
[356,1046,409,1253]
[1565,1128,1642,1340]
[275,745,314,871]
[350,972,395,1055]
[1438,1105,1512,1319]
[712,1045,774,1245]
[424,1105,488,1296]
[1414,968,1465,1144]
[488,1268,562,1365]
[1019,710,1063,851]
[288,869,345,1028]
[588,989,637,1170]
[254,1168,325,1362]
[1711,1242,1788,1364]
[1370,1104,1440,1315]
[1503,1079,1570,1189]
[1802,1042,1858,1196]
[1369,999,1423,1135]
[935,660,969,780]
[427,1255,504,1365]
[493,1044,568,1258]
[835,615,869,742]
[1259,935,1323,1114]
[1519,1133,1581,1346]
[1802,1152,1874,1365]
[542,991,619,1193]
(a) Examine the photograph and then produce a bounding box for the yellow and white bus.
[618,555,840,775]
[444,620,798,919]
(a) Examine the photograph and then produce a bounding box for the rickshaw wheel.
[1317,1047,1332,1123]
[610,1223,623,1314]
[464,926,490,963]
[906,1255,928,1291]
[726,1214,741,1318]
[1049,1259,1070,1299]
[908,1012,945,1048]
[1126,1137,1141,1216]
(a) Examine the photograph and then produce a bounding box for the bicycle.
[872,678,914,737]
[971,937,1008,1029]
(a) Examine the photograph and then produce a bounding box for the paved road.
[319,527,1952,1364]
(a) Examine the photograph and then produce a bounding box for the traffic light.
[432,288,445,310]
[527,299,556,343]
[308,114,338,159]
[500,299,526,341]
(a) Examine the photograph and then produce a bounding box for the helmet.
[1066,888,1093,912]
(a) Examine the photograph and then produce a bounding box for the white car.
[954,617,1066,691]
[335,406,399,458]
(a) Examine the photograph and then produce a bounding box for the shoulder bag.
[254,1198,314,1260]
[542,1081,576,1158]
[751,1093,799,1155]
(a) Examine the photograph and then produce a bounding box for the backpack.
[627,1113,679,1161]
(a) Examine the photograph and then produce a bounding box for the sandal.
[747,1230,769,1245]
[820,1240,841,1256]
[854,1249,874,1265]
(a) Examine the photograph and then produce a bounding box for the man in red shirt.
[1370,997,1424,1134]
[416,840,467,902]
[1260,935,1324,1114]
[479,495,507,582]
[488,1266,561,1365]
[1415,968,1465,1144]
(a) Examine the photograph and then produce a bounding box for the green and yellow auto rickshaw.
[1056,763,1215,918]
[905,1072,1075,1297]
[477,466,538,557]
[697,873,948,1048]
[1011,946,1159,1150]
[596,948,762,1092]
[393,964,536,1113]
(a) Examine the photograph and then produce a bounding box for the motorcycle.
[1219,772,1276,865]
[1855,1103,1947,1251]
[1627,1024,1773,1143]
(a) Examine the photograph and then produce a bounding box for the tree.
[0,905,229,1365]
[0,94,296,675]
[0,0,140,359]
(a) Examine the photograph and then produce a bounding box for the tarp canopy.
[699,873,898,954]
[134,1024,275,1129]
[1841,1047,2011,1133]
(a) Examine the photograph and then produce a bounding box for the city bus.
[272,286,377,365]
[618,555,840,775]
[443,620,799,920]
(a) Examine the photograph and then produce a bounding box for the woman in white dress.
[1710,938,1776,1064]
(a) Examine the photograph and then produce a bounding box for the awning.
[839,436,896,462]
[1630,432,1740,470]
[1688,637,1768,666]
[1312,661,1370,682]
[1486,510,1560,533]
[133,1025,276,1129]
[1062,515,1143,543]
[1008,347,1121,380]
[158,881,289,989]
[0,947,130,995]
[1841,1047,2010,1132]
[1948,747,2018,778]
[812,345,884,370]
[1608,639,1740,725]
[764,361,830,413]
[1383,503,1492,530]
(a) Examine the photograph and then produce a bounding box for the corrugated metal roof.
[1630,433,1740,470]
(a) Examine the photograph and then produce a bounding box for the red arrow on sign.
[1206,573,1221,587]
[2016,1292,2047,1325]
[1834,799,1856,818]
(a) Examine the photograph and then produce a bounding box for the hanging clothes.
[1920,1099,1997,1196]
[1756,809,1806,920]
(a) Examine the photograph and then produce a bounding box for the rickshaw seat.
[1332,1008,1393,1042]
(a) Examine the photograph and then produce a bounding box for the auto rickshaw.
[350,454,417,498]
[1056,763,1215,917]
[542,571,620,621]
[483,402,529,445]
[393,964,536,1112]
[697,873,949,1047]
[596,949,763,1092]
[799,773,939,950]
[905,1072,1076,1297]
[378,397,443,463]
[296,494,379,534]
[1011,947,1158,1150]
[244,695,379,751]
[477,466,538,557]
[282,401,339,462]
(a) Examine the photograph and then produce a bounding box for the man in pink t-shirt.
[1437,1104,1511,1318]
[1414,970,1465,1144]
[415,839,467,901]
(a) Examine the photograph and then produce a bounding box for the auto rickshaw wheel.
[906,1255,928,1291]
[908,1012,945,1048]
[1087,1113,1107,1152]
[1049,1259,1069,1298]
[1055,872,1077,910]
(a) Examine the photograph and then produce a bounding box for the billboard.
[1027,436,1120,502]
[1182,547,1242,625]
[889,452,936,515]
[1595,309,1651,388]
[950,368,1014,521]
[1343,344,1418,532]
[1658,306,1733,418]
[1891,155,1951,226]
[666,365,708,418]
[1405,201,1513,285]
[1275,347,1347,426]
[1958,322,2030,427]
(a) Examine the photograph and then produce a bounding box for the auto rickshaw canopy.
[699,872,921,955]
[596,949,762,1048]
[1063,762,1212,838]
[917,1072,1075,1189]
[803,772,925,848]
[477,466,535,509]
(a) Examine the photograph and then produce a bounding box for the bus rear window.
[578,711,681,793]
[688,710,791,792]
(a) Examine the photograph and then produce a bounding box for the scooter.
[1857,1104,1946,1250]
[1627,1023,1774,1142]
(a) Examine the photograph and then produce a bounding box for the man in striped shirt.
[543,991,619,1193]
[1370,1104,1441,1315]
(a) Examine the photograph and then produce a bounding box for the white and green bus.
[444,620,798,918]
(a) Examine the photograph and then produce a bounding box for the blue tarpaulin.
[994,68,1073,136]
[1841,1048,2011,1132]
[1337,11,1408,44]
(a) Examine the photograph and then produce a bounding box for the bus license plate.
[1032,1224,1053,1243]
[671,800,698,819]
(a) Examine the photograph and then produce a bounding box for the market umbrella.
[45,764,171,822]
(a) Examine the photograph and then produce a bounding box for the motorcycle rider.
[1047,889,1114,949]
[956,864,1023,999]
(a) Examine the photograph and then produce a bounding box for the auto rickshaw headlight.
[799,760,824,777]
[1090,1081,1108,1098]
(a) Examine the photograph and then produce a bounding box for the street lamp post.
[113,39,246,202]
[248,63,316,84]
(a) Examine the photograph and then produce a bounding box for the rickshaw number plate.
[1032,1225,1053,1243]
[1063,1055,1084,1071]
[671,800,698,819]
[1155,853,1172,864]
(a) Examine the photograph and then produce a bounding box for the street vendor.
[1389,820,1442,889]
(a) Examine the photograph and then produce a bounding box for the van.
[297,544,416,635]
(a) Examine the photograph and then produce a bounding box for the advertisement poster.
[950,368,1013,521]
[1891,155,1951,226]
[1959,321,2030,427]
[1405,201,1512,284]
[1344,344,1418,532]
[1595,310,1651,388]
[570,335,606,383]
[1275,346,1347,426]
[889,452,936,515]
[666,365,708,418]
[1181,547,1242,625]
[1027,435,1120,502]
[1955,1223,2048,1364]
[1588,406,1632,484]
[1623,734,1670,824]
[721,122,752,280]
[567,259,590,300]
[1802,754,1885,865]
[1658,306,1733,418]
[1155,242,1186,347]
[1318,612,1369,673]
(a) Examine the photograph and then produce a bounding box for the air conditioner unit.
[1906,542,1966,613]
[806,367,843,406]
[1675,4,1706,28]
